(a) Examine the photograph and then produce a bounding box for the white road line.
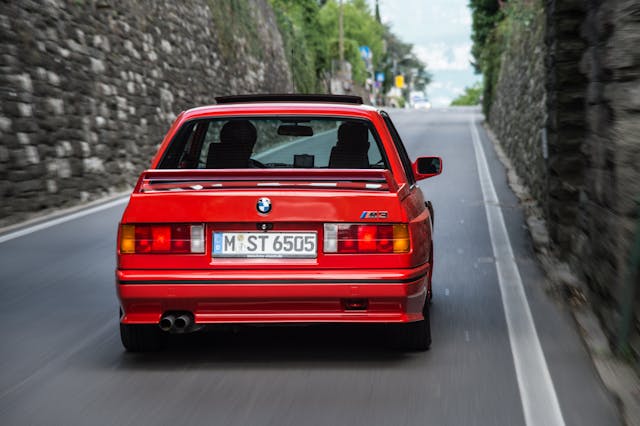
[0,197,128,244]
[470,117,565,426]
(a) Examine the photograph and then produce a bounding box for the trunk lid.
[119,169,412,270]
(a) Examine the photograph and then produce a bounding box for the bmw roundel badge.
[257,197,272,214]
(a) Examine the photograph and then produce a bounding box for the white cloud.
[414,42,473,71]
[366,0,478,108]
[451,6,472,26]
[427,80,464,93]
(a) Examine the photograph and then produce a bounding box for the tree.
[269,0,430,99]
[468,0,505,114]
[269,0,324,92]
[469,0,503,73]
[450,82,483,106]
[317,0,386,85]
[378,26,431,95]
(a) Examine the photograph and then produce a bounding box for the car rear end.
[116,96,437,351]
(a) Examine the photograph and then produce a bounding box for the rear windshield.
[158,117,388,170]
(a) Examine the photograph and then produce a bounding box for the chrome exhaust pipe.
[159,314,176,332]
[174,313,193,331]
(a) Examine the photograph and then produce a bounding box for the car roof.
[178,93,382,120]
[180,101,381,122]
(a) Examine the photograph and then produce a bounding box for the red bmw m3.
[116,94,442,352]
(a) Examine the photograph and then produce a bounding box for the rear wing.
[134,169,399,194]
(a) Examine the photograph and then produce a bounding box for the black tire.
[428,242,434,303]
[392,303,431,351]
[120,323,164,352]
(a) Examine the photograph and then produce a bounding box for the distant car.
[413,98,432,110]
[116,94,442,352]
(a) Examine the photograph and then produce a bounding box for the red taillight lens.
[338,225,357,253]
[357,225,378,252]
[120,224,204,254]
[171,225,190,253]
[377,225,394,253]
[325,224,409,254]
[134,225,152,253]
[151,226,171,252]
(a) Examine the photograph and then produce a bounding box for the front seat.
[328,122,370,168]
[206,120,257,168]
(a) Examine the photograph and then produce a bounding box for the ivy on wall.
[470,0,540,117]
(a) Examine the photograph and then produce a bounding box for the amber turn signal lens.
[120,224,136,254]
[393,224,410,253]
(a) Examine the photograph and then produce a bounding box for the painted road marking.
[470,117,565,426]
[0,197,128,244]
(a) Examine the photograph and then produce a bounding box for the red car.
[116,94,442,352]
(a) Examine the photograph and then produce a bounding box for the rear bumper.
[116,265,429,325]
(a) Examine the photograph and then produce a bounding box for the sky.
[367,0,481,107]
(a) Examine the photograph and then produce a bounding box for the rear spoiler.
[134,169,399,193]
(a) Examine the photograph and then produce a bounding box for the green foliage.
[469,0,540,116]
[451,82,483,106]
[469,0,504,115]
[378,26,431,95]
[317,0,385,85]
[469,0,503,73]
[208,0,263,62]
[269,0,321,92]
[268,0,429,97]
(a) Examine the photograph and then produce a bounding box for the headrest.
[337,122,369,146]
[220,120,257,147]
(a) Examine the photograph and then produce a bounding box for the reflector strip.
[191,225,205,253]
[323,224,338,253]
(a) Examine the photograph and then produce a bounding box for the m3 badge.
[360,211,388,219]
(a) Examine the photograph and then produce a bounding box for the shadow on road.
[115,324,418,370]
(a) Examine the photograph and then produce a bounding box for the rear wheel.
[392,303,431,351]
[120,323,164,352]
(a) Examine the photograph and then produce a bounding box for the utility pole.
[338,0,344,69]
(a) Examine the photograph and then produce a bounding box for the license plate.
[212,232,317,258]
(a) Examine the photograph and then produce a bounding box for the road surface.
[0,107,620,425]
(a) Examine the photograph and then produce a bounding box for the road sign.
[375,72,385,82]
[395,75,405,88]
[359,45,371,61]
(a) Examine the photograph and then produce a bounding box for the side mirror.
[413,156,442,181]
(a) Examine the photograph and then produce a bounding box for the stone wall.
[544,0,588,253]
[579,0,640,344]
[489,0,640,350]
[0,0,292,227]
[489,5,548,206]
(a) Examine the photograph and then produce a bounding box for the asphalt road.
[0,107,621,425]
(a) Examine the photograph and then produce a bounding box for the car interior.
[159,118,387,170]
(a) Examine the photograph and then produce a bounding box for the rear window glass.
[158,118,388,170]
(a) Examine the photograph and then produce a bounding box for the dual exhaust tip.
[159,313,193,333]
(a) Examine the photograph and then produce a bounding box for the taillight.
[119,224,205,254]
[323,223,410,254]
